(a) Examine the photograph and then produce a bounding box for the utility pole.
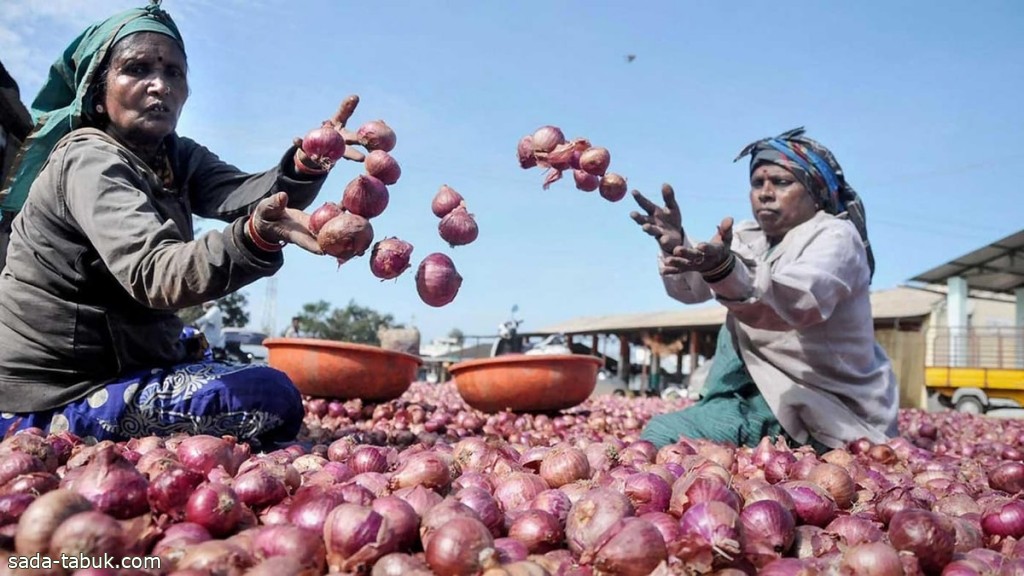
[262,277,277,336]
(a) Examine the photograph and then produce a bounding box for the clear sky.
[2,1,1022,344]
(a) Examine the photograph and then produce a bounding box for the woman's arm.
[62,138,281,310]
[180,137,329,222]
[706,223,867,331]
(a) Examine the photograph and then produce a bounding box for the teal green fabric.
[1,2,185,211]
[640,322,830,453]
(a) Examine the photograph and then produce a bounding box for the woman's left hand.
[661,217,734,275]
[293,94,367,170]
[249,192,322,255]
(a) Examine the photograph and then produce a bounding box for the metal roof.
[909,229,1024,295]
[531,286,942,336]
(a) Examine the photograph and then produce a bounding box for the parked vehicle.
[926,326,1024,413]
[222,328,270,364]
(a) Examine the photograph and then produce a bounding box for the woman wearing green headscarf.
[630,127,899,453]
[0,2,367,449]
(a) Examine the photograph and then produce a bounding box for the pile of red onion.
[2,383,1024,576]
[517,125,628,202]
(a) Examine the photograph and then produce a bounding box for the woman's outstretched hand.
[250,192,323,255]
[630,183,685,254]
[661,217,734,275]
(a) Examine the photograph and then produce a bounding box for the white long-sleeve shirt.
[195,304,225,350]
[660,211,899,448]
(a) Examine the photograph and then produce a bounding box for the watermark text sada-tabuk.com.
[9,552,162,571]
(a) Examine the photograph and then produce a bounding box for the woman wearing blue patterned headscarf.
[631,127,898,453]
[0,2,366,449]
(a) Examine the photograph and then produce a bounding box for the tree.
[295,299,400,345]
[448,328,465,345]
[177,291,250,327]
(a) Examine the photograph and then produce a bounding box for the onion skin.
[432,184,465,218]
[14,489,93,555]
[370,237,414,280]
[539,446,591,489]
[49,510,126,561]
[531,126,565,154]
[887,509,955,574]
[579,147,611,177]
[573,169,600,192]
[309,202,343,235]
[323,503,397,573]
[517,136,537,169]
[72,445,150,519]
[592,517,667,576]
[317,211,375,264]
[415,252,463,307]
[302,124,346,168]
[424,516,497,576]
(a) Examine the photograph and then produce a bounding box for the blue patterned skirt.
[0,361,304,449]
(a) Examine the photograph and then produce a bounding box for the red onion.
[176,540,254,575]
[370,495,419,552]
[531,125,565,154]
[508,509,563,553]
[50,510,126,560]
[14,489,93,555]
[517,136,537,169]
[153,522,212,567]
[565,487,635,561]
[670,474,741,517]
[452,472,494,493]
[780,480,838,527]
[540,446,591,488]
[72,444,149,519]
[740,500,796,568]
[988,461,1024,494]
[372,552,433,576]
[370,237,414,280]
[0,452,45,486]
[760,557,817,576]
[432,184,465,218]
[147,466,205,520]
[421,497,481,549]
[349,471,390,497]
[875,486,931,527]
[622,472,671,515]
[573,169,600,192]
[302,124,346,168]
[291,453,326,474]
[1,471,58,496]
[1,429,58,471]
[357,119,397,152]
[317,211,375,264]
[365,149,402,185]
[456,487,504,537]
[529,489,573,529]
[246,556,303,576]
[675,501,743,573]
[0,493,34,526]
[494,473,549,513]
[824,515,884,546]
[287,490,344,534]
[185,482,244,537]
[424,516,498,576]
[327,437,356,462]
[309,201,343,235]
[390,450,451,492]
[438,203,479,247]
[176,435,245,476]
[981,499,1024,538]
[324,503,399,573]
[493,537,530,563]
[343,174,390,219]
[251,524,326,573]
[807,462,855,510]
[393,484,443,518]
[350,445,391,474]
[233,468,288,509]
[598,173,628,202]
[764,451,796,484]
[415,252,463,307]
[579,147,611,177]
[888,509,955,574]
[839,541,904,576]
[592,518,667,576]
[640,511,681,549]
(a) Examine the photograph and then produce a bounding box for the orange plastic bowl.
[264,338,421,401]
[449,354,602,413]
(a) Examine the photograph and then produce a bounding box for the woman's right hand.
[248,192,323,255]
[630,183,685,254]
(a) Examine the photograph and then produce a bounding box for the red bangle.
[247,217,283,252]
[294,150,329,176]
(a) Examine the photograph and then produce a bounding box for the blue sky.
[2,1,1022,344]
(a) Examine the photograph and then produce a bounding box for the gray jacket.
[660,211,900,448]
[0,128,327,412]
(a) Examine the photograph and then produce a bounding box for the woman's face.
[101,32,188,150]
[749,163,820,243]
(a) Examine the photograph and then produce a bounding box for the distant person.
[631,127,899,452]
[283,316,303,338]
[0,3,367,448]
[195,301,226,360]
[0,59,35,271]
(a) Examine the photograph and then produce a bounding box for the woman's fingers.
[289,230,323,255]
[661,184,680,215]
[331,95,360,127]
[631,190,659,215]
[341,147,365,163]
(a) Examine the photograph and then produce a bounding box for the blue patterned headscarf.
[0,1,185,212]
[735,127,875,280]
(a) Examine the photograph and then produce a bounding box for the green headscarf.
[0,1,185,212]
